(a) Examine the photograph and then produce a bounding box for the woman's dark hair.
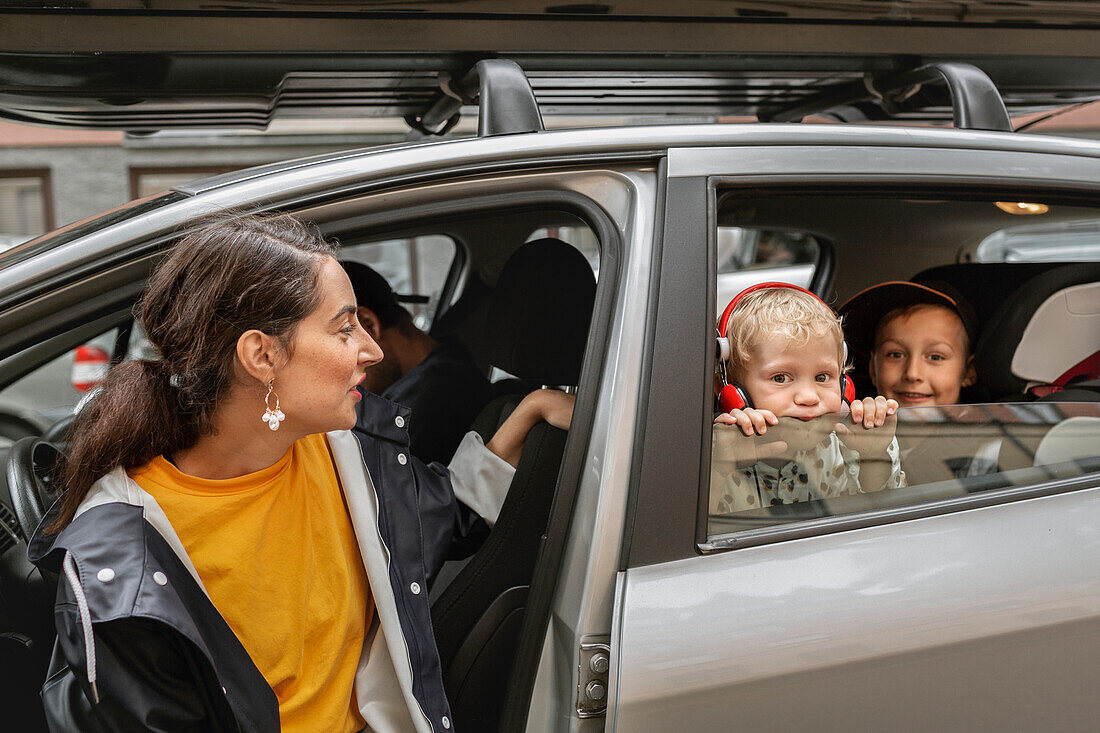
[49,213,337,532]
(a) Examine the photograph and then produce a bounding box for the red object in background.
[71,345,109,392]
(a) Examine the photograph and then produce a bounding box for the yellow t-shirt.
[129,433,372,733]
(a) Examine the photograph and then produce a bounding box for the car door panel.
[612,486,1100,731]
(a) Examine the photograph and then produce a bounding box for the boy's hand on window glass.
[846,395,898,428]
[836,396,899,456]
[714,407,778,436]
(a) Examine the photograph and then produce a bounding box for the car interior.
[0,171,1099,730]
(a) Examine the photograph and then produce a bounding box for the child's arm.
[837,396,901,491]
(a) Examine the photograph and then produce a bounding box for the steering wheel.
[5,437,65,541]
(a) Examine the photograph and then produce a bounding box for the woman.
[29,214,573,732]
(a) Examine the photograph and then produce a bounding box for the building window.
[0,169,52,248]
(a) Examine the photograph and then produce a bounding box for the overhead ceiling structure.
[0,1,1099,132]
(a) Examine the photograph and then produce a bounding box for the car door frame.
[625,140,1100,568]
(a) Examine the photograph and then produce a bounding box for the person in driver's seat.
[839,281,979,407]
[710,284,903,514]
[342,261,491,465]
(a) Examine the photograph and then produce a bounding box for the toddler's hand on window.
[714,407,778,436]
[836,396,899,456]
[848,396,898,428]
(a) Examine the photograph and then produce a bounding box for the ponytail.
[47,360,201,532]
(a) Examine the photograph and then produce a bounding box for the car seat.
[1,437,63,732]
[972,262,1100,402]
[430,271,495,376]
[914,262,1065,327]
[1033,416,1100,470]
[430,237,596,733]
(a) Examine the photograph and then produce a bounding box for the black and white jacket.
[28,392,514,732]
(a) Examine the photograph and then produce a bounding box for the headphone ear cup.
[718,384,752,414]
[842,375,856,405]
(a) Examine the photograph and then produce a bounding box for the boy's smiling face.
[738,335,845,420]
[871,304,975,407]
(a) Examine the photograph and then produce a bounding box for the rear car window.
[340,235,456,330]
[716,226,820,307]
[975,217,1100,262]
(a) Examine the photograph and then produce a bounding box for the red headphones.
[716,282,856,414]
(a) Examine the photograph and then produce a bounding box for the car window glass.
[975,217,1100,262]
[340,235,456,330]
[0,328,119,431]
[716,227,820,308]
[707,403,1100,545]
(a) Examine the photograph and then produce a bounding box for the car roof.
[178,122,1100,195]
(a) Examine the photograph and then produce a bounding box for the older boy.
[839,281,979,407]
[710,284,903,514]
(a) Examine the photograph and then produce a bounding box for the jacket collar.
[355,389,412,445]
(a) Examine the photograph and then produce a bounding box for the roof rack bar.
[762,62,1012,132]
[406,59,544,137]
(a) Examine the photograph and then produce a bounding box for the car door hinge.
[576,637,611,719]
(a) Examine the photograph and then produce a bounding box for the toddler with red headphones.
[710,283,905,514]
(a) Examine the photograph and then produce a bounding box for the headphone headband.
[717,281,824,343]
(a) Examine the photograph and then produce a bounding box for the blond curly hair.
[723,287,846,382]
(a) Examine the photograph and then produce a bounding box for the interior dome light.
[995,201,1049,215]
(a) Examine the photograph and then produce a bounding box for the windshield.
[708,402,1100,541]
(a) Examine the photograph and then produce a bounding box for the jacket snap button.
[153,572,168,586]
[410,582,421,595]
[395,415,405,428]
[96,568,115,583]
[442,716,450,729]
[397,453,407,465]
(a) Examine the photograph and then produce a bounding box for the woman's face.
[274,257,383,435]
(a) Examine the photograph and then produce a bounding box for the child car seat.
[973,263,1100,401]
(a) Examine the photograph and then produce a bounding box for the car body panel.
[623,138,1100,573]
[611,485,1100,731]
[9,121,1100,303]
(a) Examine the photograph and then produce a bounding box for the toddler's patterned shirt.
[710,433,905,515]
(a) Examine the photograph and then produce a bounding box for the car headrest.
[1033,416,1100,466]
[487,237,596,384]
[975,262,1100,397]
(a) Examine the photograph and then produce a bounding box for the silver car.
[1,55,1099,732]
